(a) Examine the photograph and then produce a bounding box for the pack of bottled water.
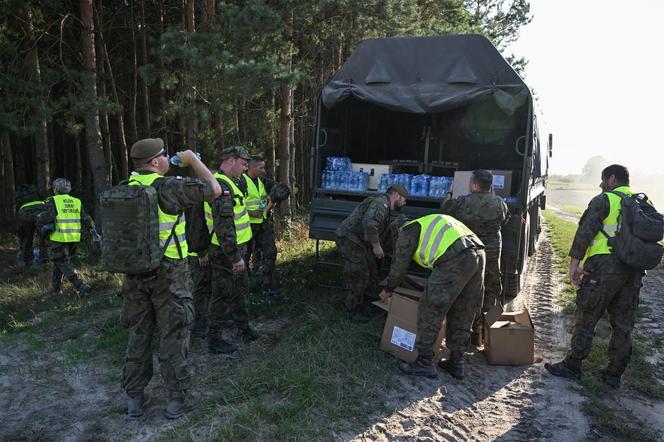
[378,173,413,193]
[428,176,454,198]
[409,175,431,197]
[325,156,352,171]
[321,169,369,191]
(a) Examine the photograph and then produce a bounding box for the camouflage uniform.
[121,174,216,398]
[207,174,250,345]
[441,192,508,330]
[335,193,392,311]
[564,193,644,377]
[16,200,45,266]
[39,198,94,291]
[245,176,277,285]
[185,207,212,336]
[386,223,485,356]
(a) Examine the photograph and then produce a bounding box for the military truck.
[309,34,552,296]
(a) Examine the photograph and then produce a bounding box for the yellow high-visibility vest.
[243,173,267,224]
[584,185,633,260]
[129,172,188,260]
[207,172,252,246]
[49,195,82,243]
[409,214,475,269]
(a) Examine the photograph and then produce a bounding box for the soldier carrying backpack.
[545,164,663,389]
[100,138,221,420]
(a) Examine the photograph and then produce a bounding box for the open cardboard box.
[373,275,445,363]
[483,305,534,365]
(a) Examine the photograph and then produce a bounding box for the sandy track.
[352,232,588,441]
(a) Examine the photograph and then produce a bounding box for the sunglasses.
[145,149,168,163]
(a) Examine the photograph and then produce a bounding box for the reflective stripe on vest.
[210,172,252,245]
[243,173,267,224]
[20,200,44,210]
[584,186,633,260]
[49,195,82,243]
[128,172,188,260]
[409,214,474,269]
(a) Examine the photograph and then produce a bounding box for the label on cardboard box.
[390,325,416,352]
[492,175,505,189]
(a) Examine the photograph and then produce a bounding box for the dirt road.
[352,233,589,441]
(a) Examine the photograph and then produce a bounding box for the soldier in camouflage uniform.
[335,184,408,322]
[545,164,646,389]
[441,169,508,345]
[206,146,258,355]
[121,139,221,419]
[379,214,485,380]
[185,206,212,339]
[15,184,45,267]
[37,178,94,295]
[243,156,279,294]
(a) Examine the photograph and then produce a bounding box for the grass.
[543,210,664,440]
[560,205,584,217]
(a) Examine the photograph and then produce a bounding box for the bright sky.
[508,0,664,176]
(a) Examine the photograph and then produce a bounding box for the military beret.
[130,138,165,160]
[387,183,409,198]
[220,146,251,161]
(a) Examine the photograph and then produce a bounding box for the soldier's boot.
[599,367,621,389]
[235,326,260,342]
[438,351,465,380]
[398,355,437,379]
[471,325,483,347]
[127,392,150,418]
[164,390,201,420]
[77,283,91,297]
[544,359,582,380]
[207,336,239,354]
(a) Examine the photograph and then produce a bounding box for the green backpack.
[99,180,179,274]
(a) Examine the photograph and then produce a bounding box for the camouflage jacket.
[385,222,482,292]
[209,171,242,263]
[440,192,508,257]
[570,192,635,274]
[336,194,391,246]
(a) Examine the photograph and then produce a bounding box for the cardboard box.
[351,163,392,190]
[484,305,534,365]
[373,278,446,363]
[451,170,514,198]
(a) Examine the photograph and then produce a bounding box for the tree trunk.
[0,130,15,226]
[140,0,151,135]
[277,6,294,215]
[80,0,109,216]
[184,0,197,151]
[129,3,139,141]
[214,111,225,151]
[74,131,83,190]
[96,0,113,183]
[23,6,50,196]
[158,0,168,149]
[267,89,276,179]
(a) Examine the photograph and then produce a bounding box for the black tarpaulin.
[322,34,530,115]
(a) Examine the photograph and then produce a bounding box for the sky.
[507,0,664,176]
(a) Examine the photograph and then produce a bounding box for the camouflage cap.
[220,146,251,161]
[130,138,165,160]
[387,183,408,198]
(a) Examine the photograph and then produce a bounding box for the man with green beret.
[335,184,408,322]
[205,146,260,354]
[120,138,221,420]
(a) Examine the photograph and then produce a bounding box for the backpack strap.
[161,211,184,259]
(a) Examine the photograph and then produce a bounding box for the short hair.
[471,169,493,191]
[52,178,72,195]
[249,156,265,168]
[601,164,629,184]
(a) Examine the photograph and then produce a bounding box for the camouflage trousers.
[121,258,194,396]
[564,271,642,376]
[416,247,486,356]
[48,241,85,291]
[207,244,249,342]
[473,251,502,331]
[246,221,277,284]
[335,235,380,311]
[188,255,211,334]
[17,220,37,265]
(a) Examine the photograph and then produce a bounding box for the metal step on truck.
[308,34,552,297]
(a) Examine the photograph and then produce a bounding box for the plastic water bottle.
[170,151,201,166]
